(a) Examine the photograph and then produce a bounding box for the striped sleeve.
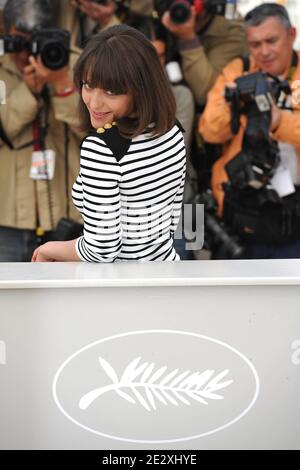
[72,172,84,215]
[170,160,186,235]
[75,136,122,263]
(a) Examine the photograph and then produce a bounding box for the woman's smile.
[90,110,112,119]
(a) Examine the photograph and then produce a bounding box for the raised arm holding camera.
[155,0,248,105]
[0,0,83,262]
[54,0,119,48]
[200,3,300,259]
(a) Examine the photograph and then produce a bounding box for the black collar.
[91,126,131,162]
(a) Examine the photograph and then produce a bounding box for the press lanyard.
[32,107,54,240]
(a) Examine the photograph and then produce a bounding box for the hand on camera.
[71,0,116,28]
[162,5,197,40]
[26,56,74,95]
[23,60,47,95]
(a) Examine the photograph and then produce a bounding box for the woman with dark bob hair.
[32,25,186,262]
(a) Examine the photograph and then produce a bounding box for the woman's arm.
[31,240,81,262]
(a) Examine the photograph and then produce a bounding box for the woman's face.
[82,81,134,129]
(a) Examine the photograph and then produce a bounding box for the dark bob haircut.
[74,24,177,139]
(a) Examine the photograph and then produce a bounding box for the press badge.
[30,149,56,180]
[271,164,296,198]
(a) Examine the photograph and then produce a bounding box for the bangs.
[80,45,130,95]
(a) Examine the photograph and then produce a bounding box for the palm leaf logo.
[79,357,233,412]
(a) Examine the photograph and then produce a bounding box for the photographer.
[156,0,248,105]
[0,0,83,262]
[200,3,300,259]
[54,0,119,48]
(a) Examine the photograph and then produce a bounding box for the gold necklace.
[96,121,117,134]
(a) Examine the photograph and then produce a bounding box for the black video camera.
[0,28,70,70]
[224,71,291,192]
[154,0,227,24]
[195,190,244,258]
[225,71,291,134]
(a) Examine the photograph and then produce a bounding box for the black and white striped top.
[72,123,186,262]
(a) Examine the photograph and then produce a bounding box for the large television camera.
[0,28,70,70]
[224,71,291,192]
[194,190,244,259]
[154,0,228,24]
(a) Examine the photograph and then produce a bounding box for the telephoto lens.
[170,0,192,24]
[31,28,70,70]
[40,41,69,70]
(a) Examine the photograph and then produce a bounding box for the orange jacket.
[199,53,300,215]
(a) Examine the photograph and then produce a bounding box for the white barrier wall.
[0,260,300,450]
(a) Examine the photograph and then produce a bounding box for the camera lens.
[170,1,191,24]
[41,41,69,70]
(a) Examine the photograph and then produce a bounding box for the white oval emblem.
[53,330,260,443]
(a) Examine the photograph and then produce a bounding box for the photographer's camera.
[155,0,229,24]
[0,28,70,70]
[224,71,291,193]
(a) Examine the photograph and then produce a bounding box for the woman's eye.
[82,82,92,90]
[105,90,116,96]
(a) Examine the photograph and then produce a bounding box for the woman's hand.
[23,61,47,95]
[31,242,59,262]
[31,240,81,262]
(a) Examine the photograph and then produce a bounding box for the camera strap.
[0,121,42,151]
[241,56,250,73]
[0,122,14,150]
[288,50,299,81]
[32,100,55,235]
[0,86,50,151]
[64,123,70,219]
[77,12,86,48]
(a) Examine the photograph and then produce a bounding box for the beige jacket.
[0,53,84,231]
[181,15,248,105]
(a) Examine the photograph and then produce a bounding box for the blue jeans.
[173,235,195,260]
[243,239,300,259]
[0,226,54,262]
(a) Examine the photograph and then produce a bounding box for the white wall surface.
[0,260,300,449]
